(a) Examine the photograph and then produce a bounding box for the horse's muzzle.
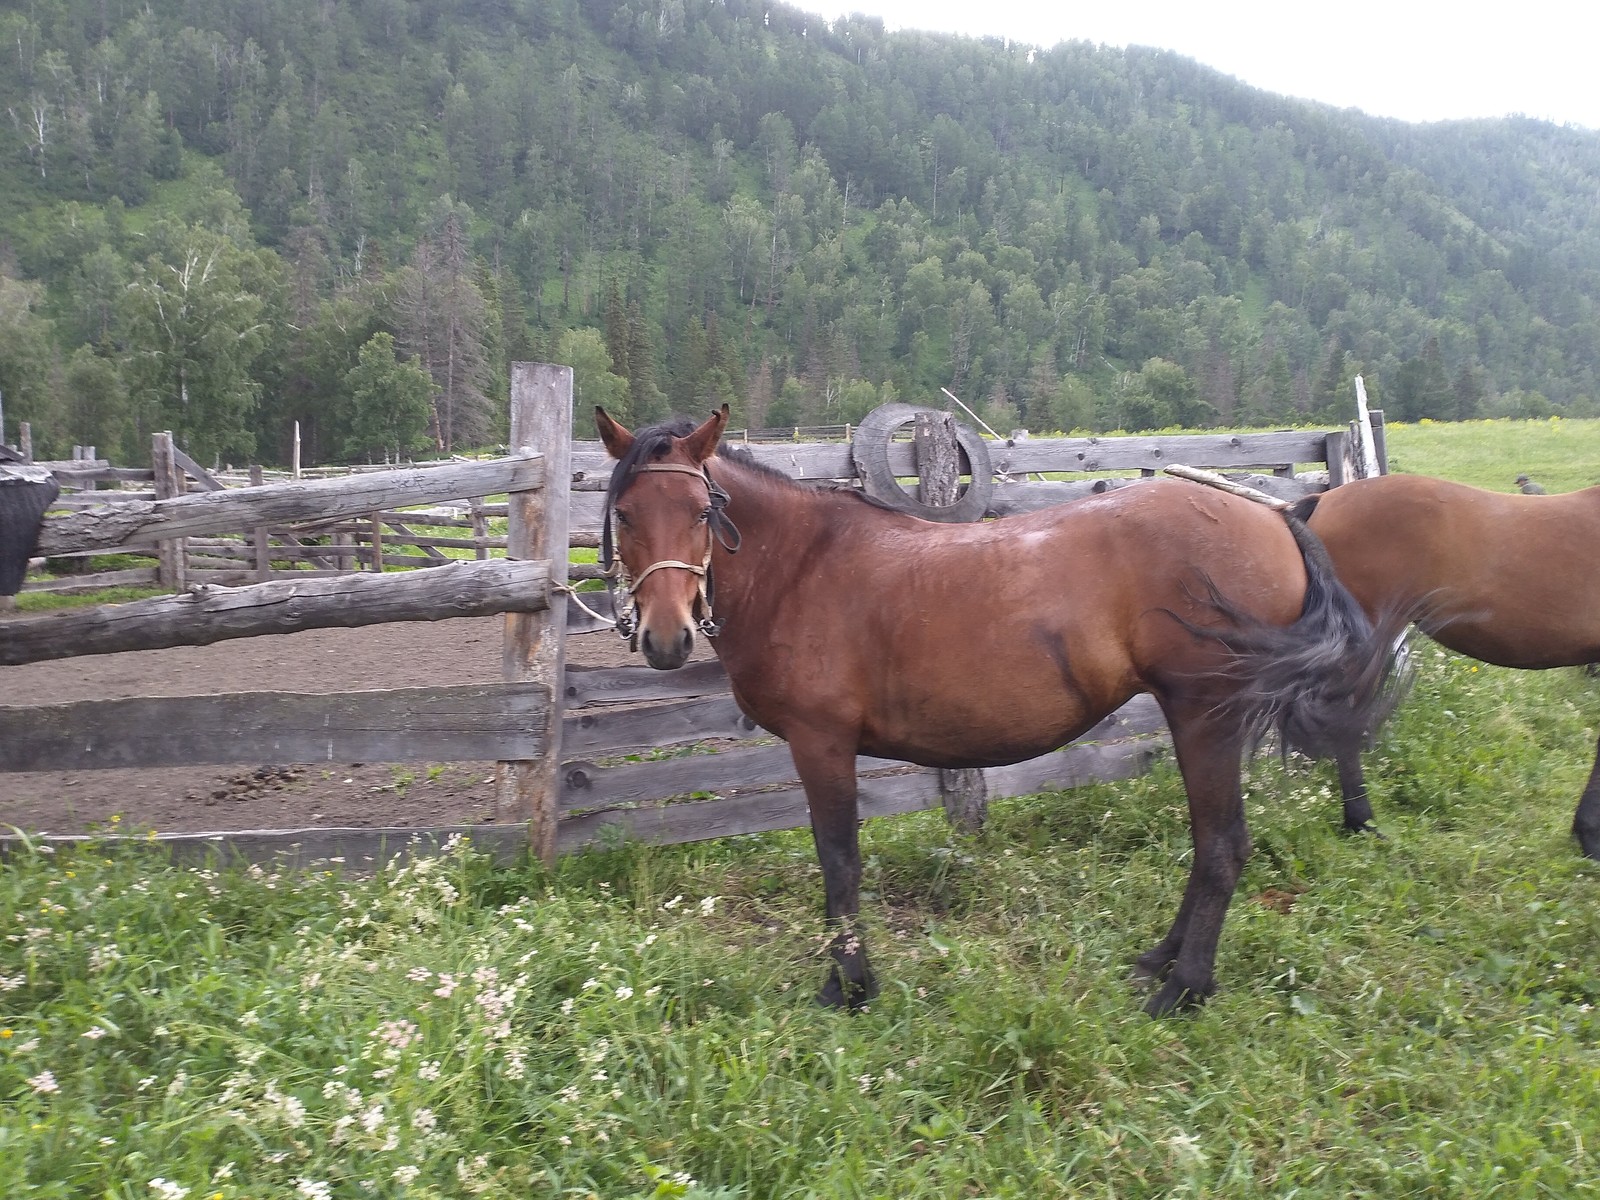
[640,622,695,670]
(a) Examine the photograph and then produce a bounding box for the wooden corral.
[0,377,1383,868]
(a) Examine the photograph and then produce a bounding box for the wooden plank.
[576,429,1333,491]
[561,743,913,811]
[0,558,552,665]
[569,490,607,534]
[563,659,730,706]
[355,530,505,553]
[0,681,550,772]
[42,465,153,486]
[170,445,226,492]
[572,442,859,484]
[987,474,1323,518]
[563,700,1164,812]
[989,430,1330,475]
[35,456,545,556]
[564,591,620,635]
[561,743,801,810]
[21,566,160,594]
[563,694,766,757]
[983,736,1166,799]
[497,363,572,865]
[558,770,942,851]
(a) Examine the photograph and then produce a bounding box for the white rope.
[550,580,617,627]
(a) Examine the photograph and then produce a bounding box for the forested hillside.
[4,0,1600,466]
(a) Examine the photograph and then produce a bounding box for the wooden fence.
[0,376,1384,868]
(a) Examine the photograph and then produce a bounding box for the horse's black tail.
[1190,512,1413,758]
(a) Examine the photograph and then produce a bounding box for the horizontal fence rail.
[36,456,542,556]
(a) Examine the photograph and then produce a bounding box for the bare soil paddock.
[1,617,641,835]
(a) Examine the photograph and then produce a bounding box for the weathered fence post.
[914,410,990,835]
[914,411,963,506]
[497,363,573,865]
[152,431,187,592]
[248,465,272,581]
[469,496,488,559]
[368,512,384,572]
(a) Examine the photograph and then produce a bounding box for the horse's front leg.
[1136,712,1252,1017]
[788,730,878,1009]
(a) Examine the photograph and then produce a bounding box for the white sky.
[834,1,1600,129]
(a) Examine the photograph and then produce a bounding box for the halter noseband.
[601,461,741,650]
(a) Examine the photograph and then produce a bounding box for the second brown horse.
[598,406,1406,1015]
[1295,473,1600,858]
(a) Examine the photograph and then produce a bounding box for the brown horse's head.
[596,404,731,670]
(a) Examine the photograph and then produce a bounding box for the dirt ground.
[1,616,644,835]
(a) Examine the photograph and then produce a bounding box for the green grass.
[5,649,1600,1198]
[1382,416,1600,491]
[8,420,1600,1196]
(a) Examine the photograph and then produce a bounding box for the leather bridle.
[601,462,741,649]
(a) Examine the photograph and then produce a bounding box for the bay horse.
[1293,473,1600,858]
[597,406,1405,1016]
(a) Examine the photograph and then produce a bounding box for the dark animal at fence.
[0,465,60,602]
[597,406,1406,1016]
[1294,473,1600,858]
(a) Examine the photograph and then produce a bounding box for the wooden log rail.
[34,456,543,557]
[568,427,1337,488]
[0,558,552,665]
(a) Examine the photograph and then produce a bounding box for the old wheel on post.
[849,403,994,523]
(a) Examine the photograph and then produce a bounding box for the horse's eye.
[698,506,713,523]
[615,509,632,528]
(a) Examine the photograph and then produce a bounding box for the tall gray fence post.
[914,410,990,834]
[152,431,187,591]
[497,363,572,865]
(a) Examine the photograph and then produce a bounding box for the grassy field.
[1383,416,1600,492]
[5,421,1600,1198]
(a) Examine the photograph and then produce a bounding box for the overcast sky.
[835,1,1600,129]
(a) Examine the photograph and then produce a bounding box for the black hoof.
[1131,950,1175,987]
[816,966,878,1011]
[1143,978,1211,1018]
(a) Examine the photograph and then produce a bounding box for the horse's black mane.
[608,415,896,509]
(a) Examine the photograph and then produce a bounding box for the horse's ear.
[679,404,729,466]
[596,407,634,460]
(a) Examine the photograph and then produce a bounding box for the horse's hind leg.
[1335,735,1379,835]
[1572,733,1600,860]
[789,732,879,1009]
[1135,713,1251,1017]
